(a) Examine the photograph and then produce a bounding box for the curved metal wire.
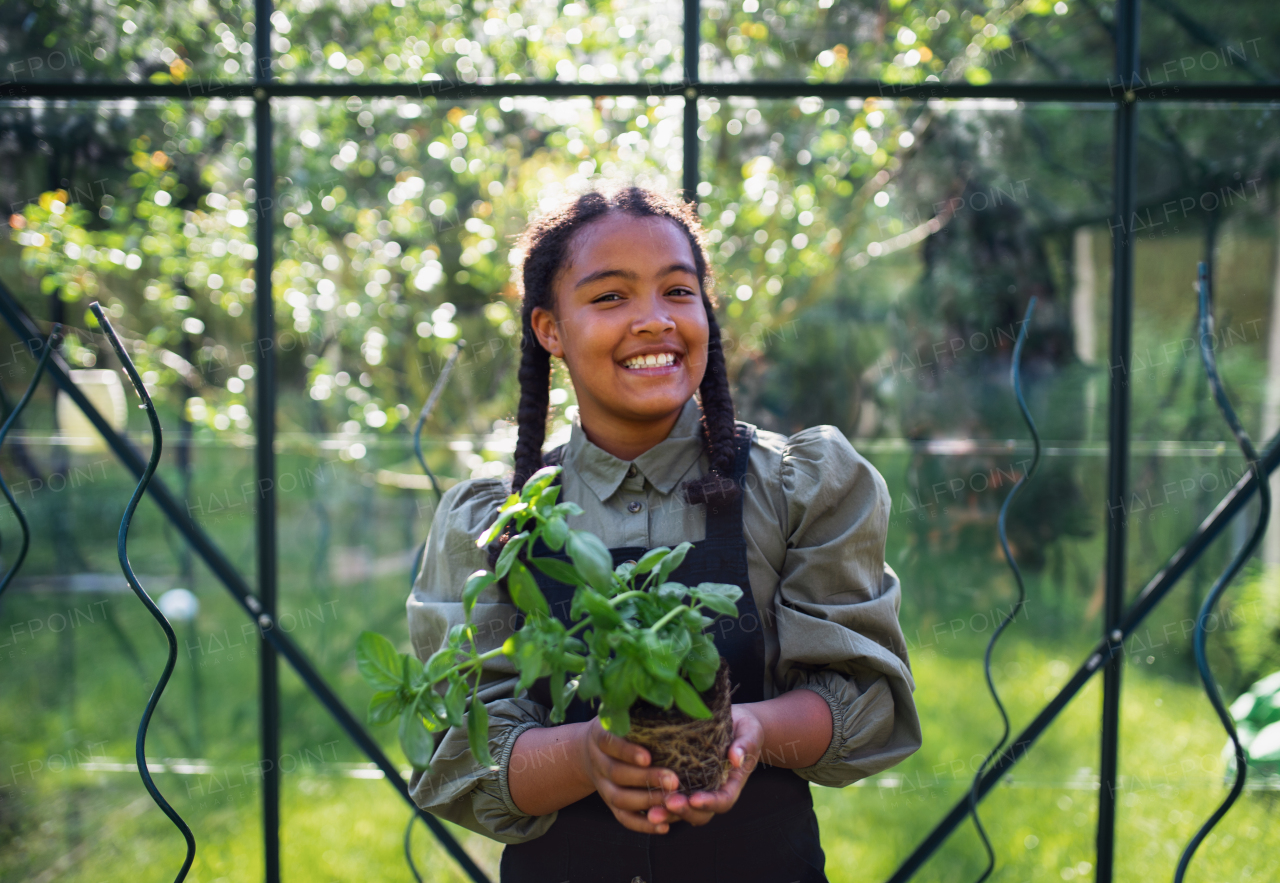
[412,340,465,500]
[404,811,425,883]
[89,302,196,882]
[966,296,1041,883]
[0,324,62,601]
[1173,263,1270,883]
[406,339,464,881]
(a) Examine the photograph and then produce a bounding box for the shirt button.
[627,501,643,514]
[626,464,638,478]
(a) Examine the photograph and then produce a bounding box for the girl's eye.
[591,287,695,303]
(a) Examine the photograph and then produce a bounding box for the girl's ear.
[530,306,565,358]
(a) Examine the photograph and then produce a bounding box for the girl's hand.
[659,704,764,826]
[581,716,682,834]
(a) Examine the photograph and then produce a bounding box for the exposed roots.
[625,659,735,794]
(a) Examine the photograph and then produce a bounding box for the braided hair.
[508,184,739,514]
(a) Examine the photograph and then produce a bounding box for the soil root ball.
[625,659,735,795]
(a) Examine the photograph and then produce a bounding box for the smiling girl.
[407,186,921,883]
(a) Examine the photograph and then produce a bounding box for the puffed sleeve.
[405,478,559,844]
[771,426,922,788]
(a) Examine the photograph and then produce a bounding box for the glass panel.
[1141,1,1280,88]
[699,0,1112,84]
[272,0,683,84]
[701,95,1114,872]
[272,93,681,874]
[826,679,1103,880]
[1126,103,1277,591]
[0,99,264,880]
[0,0,251,86]
[1121,103,1280,880]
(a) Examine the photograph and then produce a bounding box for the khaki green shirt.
[406,396,921,844]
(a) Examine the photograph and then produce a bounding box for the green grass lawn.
[3,637,1276,883]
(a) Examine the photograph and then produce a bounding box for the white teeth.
[624,353,676,369]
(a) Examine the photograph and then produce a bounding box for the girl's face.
[530,212,709,441]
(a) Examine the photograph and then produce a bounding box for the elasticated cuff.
[792,681,844,772]
[496,720,546,819]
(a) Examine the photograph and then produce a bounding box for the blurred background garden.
[1,0,1280,880]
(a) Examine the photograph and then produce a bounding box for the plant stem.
[475,645,506,663]
[649,603,694,633]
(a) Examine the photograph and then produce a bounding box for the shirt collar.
[562,397,705,502]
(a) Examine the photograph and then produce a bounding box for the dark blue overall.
[501,423,829,883]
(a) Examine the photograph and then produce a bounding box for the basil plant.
[356,465,743,772]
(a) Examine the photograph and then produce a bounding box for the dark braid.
[683,301,739,507]
[490,185,739,566]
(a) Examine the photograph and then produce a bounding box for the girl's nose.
[632,291,675,335]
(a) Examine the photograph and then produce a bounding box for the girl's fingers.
[598,779,668,812]
[590,746,679,791]
[611,806,670,835]
[685,767,750,815]
[647,805,679,826]
[660,791,715,826]
[596,728,651,767]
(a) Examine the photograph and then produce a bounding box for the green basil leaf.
[686,634,720,671]
[508,560,549,616]
[552,502,584,518]
[689,666,716,693]
[638,670,674,708]
[696,581,742,599]
[577,662,604,700]
[463,570,497,616]
[641,633,680,682]
[576,588,622,629]
[599,703,631,737]
[476,503,528,548]
[520,465,560,502]
[566,530,614,591]
[655,541,693,583]
[537,483,562,509]
[695,592,739,617]
[549,665,571,724]
[368,690,405,726]
[406,652,426,690]
[495,531,529,579]
[446,624,466,650]
[634,547,672,574]
[666,628,692,660]
[516,641,545,692]
[671,676,713,719]
[529,555,581,586]
[468,693,496,768]
[655,581,688,602]
[399,700,436,770]
[425,646,455,682]
[356,631,405,691]
[604,655,641,711]
[613,560,636,583]
[561,649,587,674]
[421,688,449,726]
[444,678,468,728]
[542,516,569,551]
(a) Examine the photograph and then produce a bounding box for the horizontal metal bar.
[885,427,1280,883]
[3,78,1279,103]
[0,281,490,883]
